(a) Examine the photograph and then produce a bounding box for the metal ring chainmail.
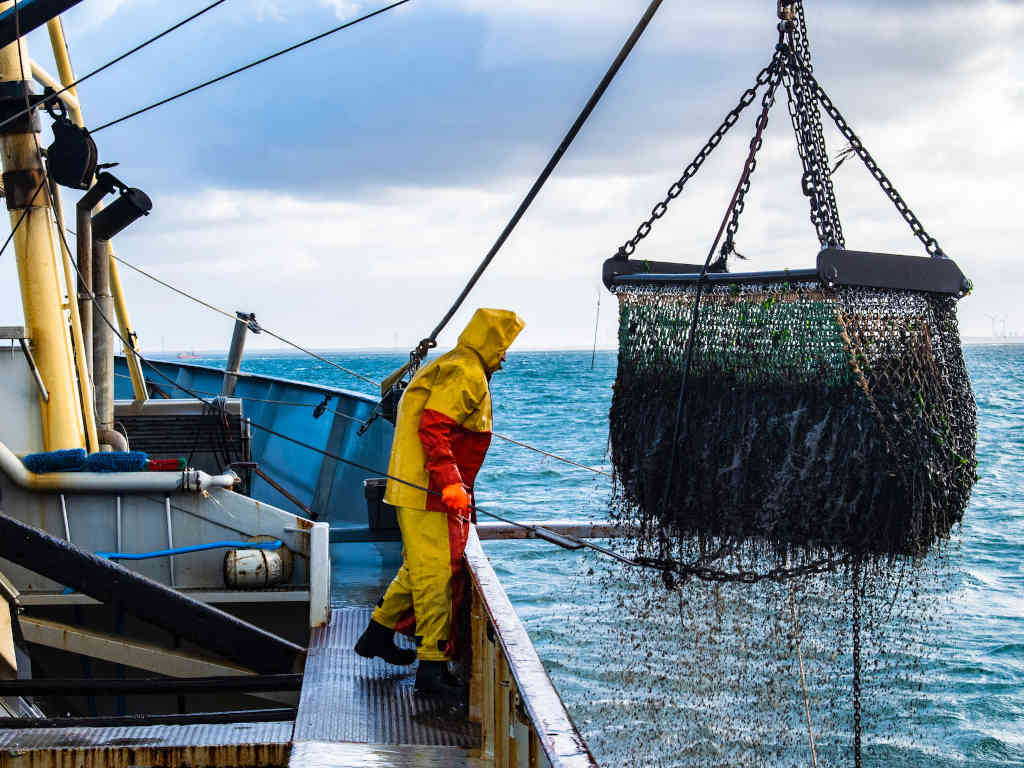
[609,279,977,578]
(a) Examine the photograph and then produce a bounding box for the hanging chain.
[806,71,947,258]
[616,0,946,264]
[852,559,864,768]
[615,51,781,260]
[786,2,845,248]
[636,551,849,584]
[720,54,785,261]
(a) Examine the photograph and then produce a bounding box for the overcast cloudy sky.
[2,0,1021,350]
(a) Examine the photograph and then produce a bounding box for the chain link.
[636,551,849,584]
[852,559,863,768]
[615,55,780,259]
[720,56,785,260]
[616,0,944,263]
[807,71,946,257]
[785,3,845,248]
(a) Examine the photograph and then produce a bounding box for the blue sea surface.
[208,344,1021,765]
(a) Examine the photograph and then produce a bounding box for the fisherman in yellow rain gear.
[355,308,525,702]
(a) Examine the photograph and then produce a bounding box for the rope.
[491,432,611,478]
[789,582,819,768]
[0,180,44,260]
[112,254,235,320]
[92,0,411,133]
[415,0,667,355]
[113,371,370,426]
[111,254,377,386]
[111,257,613,477]
[0,0,230,134]
[7,5,613,573]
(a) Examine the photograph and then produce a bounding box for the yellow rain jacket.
[374,308,525,661]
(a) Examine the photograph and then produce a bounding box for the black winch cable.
[92,0,411,133]
[409,0,667,364]
[41,174,636,566]
[106,253,613,477]
[0,180,44,261]
[0,0,231,135]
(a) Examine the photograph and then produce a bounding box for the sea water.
[206,345,1021,766]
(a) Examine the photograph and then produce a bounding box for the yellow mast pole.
[46,15,148,404]
[0,2,84,450]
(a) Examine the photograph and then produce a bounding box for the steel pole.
[221,312,252,397]
[0,3,84,449]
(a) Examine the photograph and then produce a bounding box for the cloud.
[319,0,363,20]
[4,0,1023,351]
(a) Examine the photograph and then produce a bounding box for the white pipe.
[0,440,237,493]
[29,59,81,113]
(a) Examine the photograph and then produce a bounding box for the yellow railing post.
[0,2,85,450]
[47,16,148,403]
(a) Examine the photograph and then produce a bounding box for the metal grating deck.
[292,606,479,748]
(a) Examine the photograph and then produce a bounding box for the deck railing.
[465,528,598,768]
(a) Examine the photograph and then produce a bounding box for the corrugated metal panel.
[0,720,293,748]
[0,721,292,768]
[292,606,478,748]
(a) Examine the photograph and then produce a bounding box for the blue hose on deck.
[96,539,283,561]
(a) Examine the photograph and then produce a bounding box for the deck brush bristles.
[609,280,977,575]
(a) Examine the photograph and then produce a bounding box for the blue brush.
[84,451,149,473]
[22,449,86,473]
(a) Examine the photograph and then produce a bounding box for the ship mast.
[0,0,85,450]
[45,15,148,405]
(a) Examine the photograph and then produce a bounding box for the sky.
[1,0,1022,351]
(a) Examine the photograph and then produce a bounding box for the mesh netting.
[610,279,977,569]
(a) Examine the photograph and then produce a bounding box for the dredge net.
[598,277,976,765]
[609,279,977,574]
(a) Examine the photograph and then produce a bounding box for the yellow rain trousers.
[372,308,525,661]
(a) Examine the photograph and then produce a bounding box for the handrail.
[465,527,598,768]
[0,439,236,493]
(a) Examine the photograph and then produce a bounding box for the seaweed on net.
[609,279,977,573]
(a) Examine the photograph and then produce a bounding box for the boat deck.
[288,604,481,766]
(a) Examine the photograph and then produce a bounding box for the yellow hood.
[456,308,525,372]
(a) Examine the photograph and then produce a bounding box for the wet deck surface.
[288,605,481,766]
[290,742,487,767]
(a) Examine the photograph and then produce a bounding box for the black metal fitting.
[91,185,152,240]
[313,394,332,419]
[47,114,98,190]
[237,311,261,334]
[0,81,42,135]
[1,168,44,210]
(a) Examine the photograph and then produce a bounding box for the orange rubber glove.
[441,483,471,515]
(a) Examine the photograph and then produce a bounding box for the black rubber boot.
[414,660,467,705]
[354,619,416,666]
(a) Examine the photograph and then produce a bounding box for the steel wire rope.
[0,0,231,134]
[408,0,667,362]
[112,371,371,427]
[109,255,613,477]
[14,2,615,563]
[39,155,639,571]
[109,253,377,386]
[91,0,411,133]
[0,179,45,261]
